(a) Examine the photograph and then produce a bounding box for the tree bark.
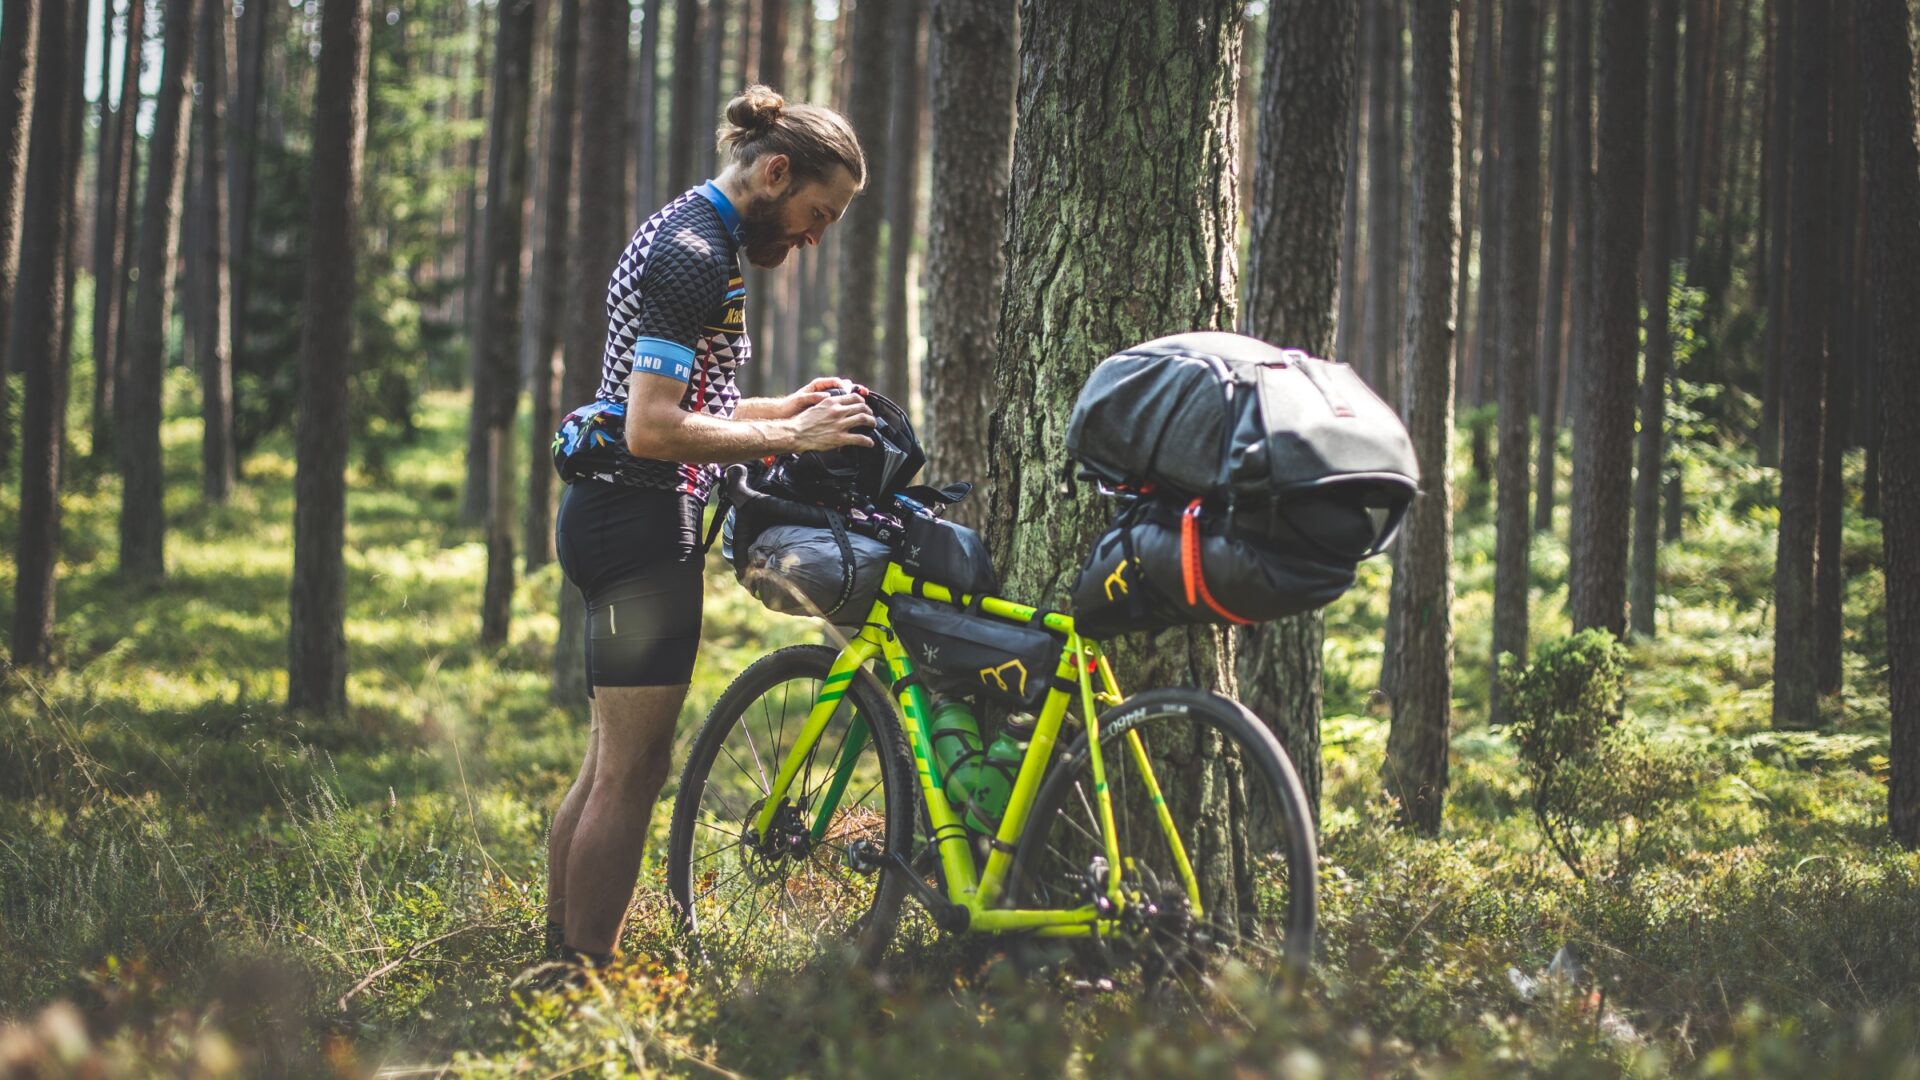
[881,0,925,401]
[95,0,144,464]
[1336,17,1365,369]
[700,0,728,178]
[288,0,373,715]
[1534,0,1573,534]
[1769,0,1826,729]
[1814,2,1857,697]
[1757,0,1788,468]
[1855,0,1920,846]
[1490,0,1542,722]
[477,0,538,647]
[1568,0,1648,636]
[669,0,703,194]
[0,0,35,462]
[90,0,120,448]
[230,0,274,388]
[1470,0,1503,410]
[922,0,1014,527]
[635,0,663,219]
[553,0,632,706]
[196,0,236,502]
[1631,0,1680,638]
[1235,0,1357,823]
[6,0,78,668]
[834,0,891,388]
[1451,0,1478,404]
[1361,0,1397,389]
[987,0,1240,693]
[119,0,199,583]
[529,0,580,572]
[759,0,788,86]
[1384,0,1457,835]
[1565,0,1593,433]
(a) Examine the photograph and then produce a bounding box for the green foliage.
[1502,631,1712,878]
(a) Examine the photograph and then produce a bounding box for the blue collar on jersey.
[699,180,744,244]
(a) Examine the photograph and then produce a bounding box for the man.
[545,85,872,969]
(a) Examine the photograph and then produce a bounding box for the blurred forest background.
[2,0,1920,1075]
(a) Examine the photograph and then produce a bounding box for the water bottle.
[961,721,1031,835]
[927,699,984,808]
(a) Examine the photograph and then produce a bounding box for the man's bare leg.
[562,684,685,956]
[545,715,602,930]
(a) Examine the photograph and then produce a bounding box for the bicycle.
[664,467,1319,994]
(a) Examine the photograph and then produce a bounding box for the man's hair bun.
[726,85,785,132]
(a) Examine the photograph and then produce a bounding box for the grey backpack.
[1066,331,1419,557]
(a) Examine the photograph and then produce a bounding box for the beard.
[739,188,799,269]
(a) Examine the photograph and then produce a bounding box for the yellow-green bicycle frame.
[747,563,1205,936]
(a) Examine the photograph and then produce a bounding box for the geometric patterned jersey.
[589,183,751,502]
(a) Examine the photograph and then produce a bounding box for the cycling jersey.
[562,181,751,502]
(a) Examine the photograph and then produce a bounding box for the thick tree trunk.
[1565,0,1593,433]
[1490,0,1541,723]
[921,0,1014,528]
[1814,3,1857,698]
[478,0,538,648]
[1770,0,1827,729]
[834,0,891,388]
[1236,0,1357,823]
[1534,0,1572,534]
[635,0,663,219]
[0,0,35,461]
[881,0,924,401]
[1383,0,1456,834]
[528,0,580,572]
[1758,0,1788,468]
[119,0,199,583]
[668,0,703,194]
[987,0,1240,693]
[288,0,373,715]
[1631,0,1680,638]
[196,0,236,502]
[230,0,273,384]
[758,0,787,86]
[1568,0,1648,636]
[95,0,144,464]
[553,0,632,707]
[6,0,78,668]
[1855,0,1920,846]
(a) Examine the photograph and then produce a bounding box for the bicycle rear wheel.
[1006,687,1317,991]
[666,644,917,981]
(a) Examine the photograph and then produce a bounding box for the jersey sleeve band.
[631,336,697,383]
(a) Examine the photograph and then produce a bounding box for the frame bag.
[889,596,1063,712]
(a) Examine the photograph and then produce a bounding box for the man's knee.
[588,684,684,796]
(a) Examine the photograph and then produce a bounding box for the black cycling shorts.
[555,478,705,690]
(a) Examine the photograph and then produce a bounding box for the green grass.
[0,380,1914,1077]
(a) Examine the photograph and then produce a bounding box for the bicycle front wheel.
[1006,687,1317,989]
[666,644,917,981]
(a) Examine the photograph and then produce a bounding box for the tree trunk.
[1236,0,1357,823]
[1490,0,1542,723]
[700,0,728,179]
[553,0,632,707]
[478,0,538,648]
[834,0,890,388]
[95,0,144,464]
[921,0,1014,528]
[669,0,703,194]
[196,0,236,502]
[230,0,273,392]
[1534,0,1572,534]
[90,0,120,447]
[987,0,1240,692]
[1470,0,1503,410]
[118,0,199,583]
[1814,2,1857,697]
[1451,0,1478,404]
[1568,0,1648,636]
[1631,0,1679,638]
[6,0,78,668]
[1384,0,1457,834]
[1360,0,1395,388]
[1856,0,1920,846]
[528,0,580,573]
[1336,20,1365,369]
[288,0,373,715]
[635,0,663,219]
[1770,0,1826,729]
[881,0,924,402]
[1565,0,1593,433]
[0,0,35,462]
[759,0,788,86]
[1758,0,1788,467]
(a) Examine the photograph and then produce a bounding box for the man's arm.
[623,345,872,463]
[732,378,858,421]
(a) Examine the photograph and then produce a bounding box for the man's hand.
[785,389,875,451]
[765,376,858,419]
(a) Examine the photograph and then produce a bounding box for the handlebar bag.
[889,595,1064,712]
[735,522,892,625]
[1068,498,1356,640]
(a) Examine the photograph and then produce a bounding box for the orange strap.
[1181,500,1254,625]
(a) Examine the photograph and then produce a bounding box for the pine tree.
[1631,0,1680,637]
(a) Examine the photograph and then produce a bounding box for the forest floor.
[1,380,1916,1078]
